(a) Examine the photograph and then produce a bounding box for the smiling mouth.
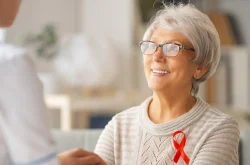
[152,69,169,74]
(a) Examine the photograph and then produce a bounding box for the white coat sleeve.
[0,51,59,165]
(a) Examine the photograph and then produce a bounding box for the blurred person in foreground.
[0,0,106,164]
[95,3,240,165]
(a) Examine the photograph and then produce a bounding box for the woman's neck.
[148,90,196,124]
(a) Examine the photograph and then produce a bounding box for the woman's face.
[0,0,21,27]
[143,27,199,93]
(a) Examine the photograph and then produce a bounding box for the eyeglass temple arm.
[182,45,195,51]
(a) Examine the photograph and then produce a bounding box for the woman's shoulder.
[198,100,239,131]
[113,105,141,121]
[211,107,238,126]
[206,104,237,121]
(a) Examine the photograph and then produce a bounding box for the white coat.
[0,43,59,165]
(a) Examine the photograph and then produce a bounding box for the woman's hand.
[59,148,107,165]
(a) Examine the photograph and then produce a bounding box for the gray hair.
[143,3,221,96]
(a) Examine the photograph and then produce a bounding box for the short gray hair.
[143,3,221,96]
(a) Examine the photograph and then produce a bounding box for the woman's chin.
[148,83,168,92]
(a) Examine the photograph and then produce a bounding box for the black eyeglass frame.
[139,41,195,57]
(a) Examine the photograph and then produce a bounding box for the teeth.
[152,69,169,74]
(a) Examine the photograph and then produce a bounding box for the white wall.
[81,0,137,89]
[6,0,138,90]
[6,0,78,44]
[81,0,134,53]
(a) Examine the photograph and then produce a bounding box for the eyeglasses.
[139,41,195,57]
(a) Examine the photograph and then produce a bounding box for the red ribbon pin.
[172,130,190,165]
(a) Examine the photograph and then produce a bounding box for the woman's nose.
[153,46,166,63]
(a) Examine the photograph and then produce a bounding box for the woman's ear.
[194,66,208,79]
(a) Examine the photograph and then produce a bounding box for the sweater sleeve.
[0,53,59,165]
[94,118,115,165]
[192,117,240,165]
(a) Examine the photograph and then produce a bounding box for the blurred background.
[1,0,250,164]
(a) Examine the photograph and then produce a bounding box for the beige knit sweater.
[95,97,240,165]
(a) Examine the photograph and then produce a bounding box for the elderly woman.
[95,3,239,165]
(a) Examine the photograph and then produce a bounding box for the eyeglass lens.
[141,41,180,57]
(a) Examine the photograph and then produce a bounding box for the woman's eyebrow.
[150,38,184,44]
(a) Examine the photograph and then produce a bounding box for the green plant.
[23,24,58,59]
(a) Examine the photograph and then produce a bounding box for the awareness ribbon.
[172,130,190,165]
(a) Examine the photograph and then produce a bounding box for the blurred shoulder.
[0,43,27,63]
